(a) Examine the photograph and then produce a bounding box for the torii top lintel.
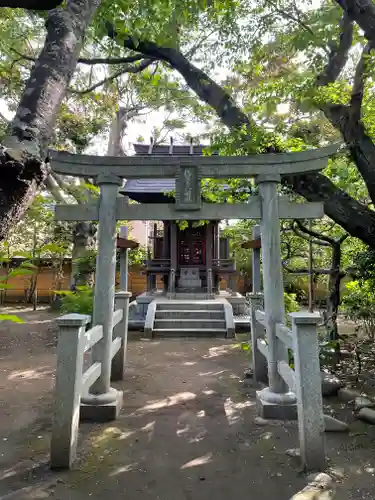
[49,143,340,180]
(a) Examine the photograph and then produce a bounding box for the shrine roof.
[122,143,217,202]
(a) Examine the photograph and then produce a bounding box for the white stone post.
[51,313,90,469]
[291,312,325,471]
[111,291,132,381]
[81,174,123,419]
[256,175,296,419]
[119,225,129,291]
[252,224,261,293]
[248,293,268,384]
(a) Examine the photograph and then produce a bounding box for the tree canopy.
[1,0,375,247]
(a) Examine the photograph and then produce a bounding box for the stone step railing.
[50,291,131,469]
[207,268,213,298]
[167,268,176,297]
[248,293,325,471]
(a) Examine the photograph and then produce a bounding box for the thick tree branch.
[350,42,373,122]
[0,0,61,8]
[12,48,145,66]
[282,171,375,246]
[78,54,145,65]
[294,220,337,245]
[316,13,353,86]
[69,59,153,94]
[106,24,251,130]
[45,173,68,204]
[315,11,375,204]
[291,222,332,246]
[335,0,375,46]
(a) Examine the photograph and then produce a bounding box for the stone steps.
[148,299,231,338]
[154,318,227,330]
[153,328,227,338]
[155,309,224,320]
[157,301,223,311]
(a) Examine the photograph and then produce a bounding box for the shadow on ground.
[1,308,375,499]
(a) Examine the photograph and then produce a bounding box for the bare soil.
[0,306,375,499]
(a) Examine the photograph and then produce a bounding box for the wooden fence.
[0,261,245,302]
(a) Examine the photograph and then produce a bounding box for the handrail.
[207,268,213,296]
[51,291,132,469]
[255,309,266,326]
[249,303,325,471]
[113,308,123,328]
[168,268,176,295]
[84,325,103,353]
[276,323,294,349]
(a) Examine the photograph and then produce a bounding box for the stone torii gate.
[50,144,338,420]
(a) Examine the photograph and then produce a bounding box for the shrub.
[58,286,93,316]
[342,280,375,339]
[284,291,299,316]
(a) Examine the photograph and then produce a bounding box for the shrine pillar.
[256,174,296,419]
[81,173,123,419]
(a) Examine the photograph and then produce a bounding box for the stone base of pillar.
[256,387,297,420]
[80,388,123,422]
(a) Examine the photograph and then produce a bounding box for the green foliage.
[284,292,299,315]
[74,250,97,286]
[342,280,375,340]
[58,286,94,316]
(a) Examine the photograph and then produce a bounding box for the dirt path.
[1,307,375,499]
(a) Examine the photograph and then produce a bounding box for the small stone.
[324,414,349,432]
[356,407,375,425]
[306,473,333,488]
[254,417,268,426]
[321,372,342,397]
[354,396,375,412]
[289,473,334,500]
[286,448,300,457]
[337,387,361,402]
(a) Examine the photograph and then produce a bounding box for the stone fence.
[248,293,325,471]
[50,291,131,469]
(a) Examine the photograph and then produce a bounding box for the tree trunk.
[326,242,343,342]
[71,222,96,287]
[0,0,100,241]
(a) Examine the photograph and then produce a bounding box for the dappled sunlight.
[202,344,233,359]
[176,410,207,443]
[91,426,135,446]
[224,397,255,426]
[260,431,273,440]
[202,389,216,396]
[181,452,213,469]
[8,366,53,381]
[140,420,156,442]
[198,370,227,377]
[164,351,189,358]
[182,361,196,366]
[137,392,197,414]
[109,462,139,477]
